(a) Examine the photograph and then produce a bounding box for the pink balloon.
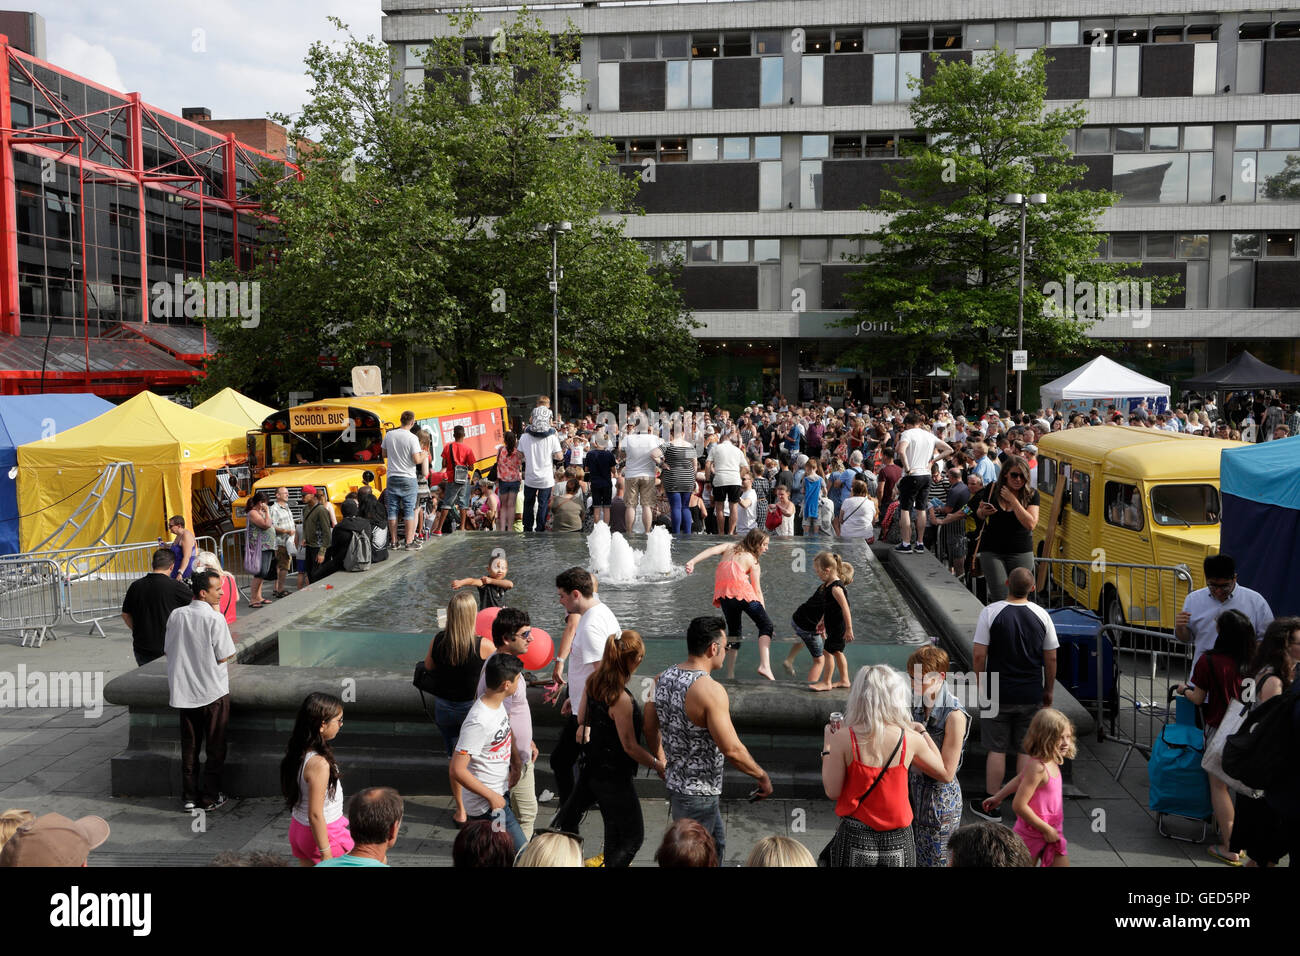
[520,627,554,671]
[474,606,501,640]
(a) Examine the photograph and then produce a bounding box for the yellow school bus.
[1032,427,1244,628]
[233,389,508,525]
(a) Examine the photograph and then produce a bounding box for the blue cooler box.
[1047,607,1118,710]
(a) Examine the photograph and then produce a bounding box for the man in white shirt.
[620,416,664,534]
[165,570,238,812]
[706,434,747,535]
[519,408,564,532]
[1175,553,1274,677]
[452,654,526,854]
[894,412,952,554]
[550,566,620,806]
[380,411,427,550]
[269,487,296,597]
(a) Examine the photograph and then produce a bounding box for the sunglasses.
[1006,472,1027,481]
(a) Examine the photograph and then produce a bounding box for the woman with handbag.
[768,484,795,536]
[422,590,494,824]
[244,491,277,607]
[833,480,876,540]
[821,664,947,866]
[1174,608,1256,865]
[1228,617,1300,866]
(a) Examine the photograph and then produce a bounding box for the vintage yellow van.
[1032,427,1244,629]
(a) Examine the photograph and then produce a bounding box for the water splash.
[586,523,683,585]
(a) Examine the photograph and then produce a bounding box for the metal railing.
[218,529,253,599]
[1100,623,1195,779]
[1033,556,1195,632]
[0,558,63,647]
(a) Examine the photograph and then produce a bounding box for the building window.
[692,34,720,58]
[1183,125,1213,151]
[866,27,895,51]
[660,138,687,163]
[599,36,627,60]
[759,162,782,210]
[755,136,781,160]
[691,137,718,161]
[754,238,780,261]
[833,135,862,158]
[761,56,783,106]
[690,239,717,262]
[1265,233,1297,256]
[1231,233,1260,257]
[723,137,750,160]
[836,29,864,53]
[756,32,782,54]
[800,161,822,208]
[598,62,619,110]
[629,35,657,59]
[1236,41,1262,94]
[1178,234,1209,258]
[1192,43,1217,95]
[1115,127,1145,151]
[1146,233,1175,258]
[1016,22,1046,48]
[1049,21,1079,45]
[806,30,831,54]
[666,60,689,109]
[1077,128,1109,152]
[1149,127,1179,151]
[722,239,749,262]
[967,24,994,49]
[873,53,897,101]
[801,56,824,106]
[723,33,751,57]
[900,27,929,51]
[691,61,712,108]
[1110,233,1141,257]
[932,25,962,49]
[800,239,828,261]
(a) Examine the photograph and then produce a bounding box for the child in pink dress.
[982,707,1075,867]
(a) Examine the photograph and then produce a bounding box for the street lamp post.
[546,221,573,416]
[1000,192,1047,413]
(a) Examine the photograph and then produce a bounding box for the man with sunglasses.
[477,607,539,839]
[1175,553,1273,675]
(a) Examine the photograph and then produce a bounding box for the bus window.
[1037,456,1058,495]
[1104,481,1143,531]
[1070,471,1090,515]
[1151,485,1220,526]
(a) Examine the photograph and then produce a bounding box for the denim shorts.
[497,480,520,494]
[439,480,470,511]
[792,618,824,658]
[385,475,418,521]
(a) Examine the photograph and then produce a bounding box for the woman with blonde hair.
[745,835,816,867]
[821,665,947,866]
[0,808,34,850]
[194,550,240,625]
[685,529,777,680]
[515,830,583,867]
[552,630,662,867]
[422,590,493,823]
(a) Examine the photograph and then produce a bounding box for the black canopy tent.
[1181,351,1300,392]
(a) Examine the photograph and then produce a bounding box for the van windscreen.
[1150,485,1220,526]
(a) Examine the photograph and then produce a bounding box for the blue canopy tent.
[1220,436,1300,617]
[0,394,114,554]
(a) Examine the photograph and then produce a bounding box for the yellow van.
[1032,427,1244,629]
[233,389,509,525]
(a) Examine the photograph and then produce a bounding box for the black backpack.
[1221,680,1300,790]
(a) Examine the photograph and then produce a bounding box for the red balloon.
[519,628,553,671]
[474,606,501,640]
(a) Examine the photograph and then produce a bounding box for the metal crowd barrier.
[61,543,168,636]
[0,558,63,647]
[218,529,252,599]
[1034,557,1194,633]
[1100,622,1195,779]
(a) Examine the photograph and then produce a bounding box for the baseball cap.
[0,813,109,867]
[1024,444,1037,454]
[302,484,318,497]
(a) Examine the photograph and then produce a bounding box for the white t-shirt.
[519,431,563,489]
[899,427,938,476]
[455,698,513,818]
[165,601,237,709]
[1181,585,1274,677]
[381,427,422,480]
[838,496,876,538]
[736,488,757,533]
[569,600,621,717]
[706,440,746,487]
[622,433,663,479]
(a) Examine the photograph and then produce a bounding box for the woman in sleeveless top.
[906,646,969,867]
[495,433,525,531]
[553,630,664,867]
[423,590,494,823]
[281,692,353,865]
[771,484,795,536]
[821,665,946,867]
[684,529,776,681]
[662,421,698,534]
[165,515,197,580]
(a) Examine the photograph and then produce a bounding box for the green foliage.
[197,13,695,404]
[839,49,1180,381]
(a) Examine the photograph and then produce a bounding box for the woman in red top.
[821,664,946,866]
[1175,609,1256,865]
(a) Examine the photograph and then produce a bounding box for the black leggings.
[717,597,775,647]
[552,768,644,868]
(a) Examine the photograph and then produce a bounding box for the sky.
[34,1,385,122]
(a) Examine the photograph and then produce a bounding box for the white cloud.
[46,33,127,93]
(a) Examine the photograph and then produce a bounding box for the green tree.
[839,49,1179,406]
[196,14,695,404]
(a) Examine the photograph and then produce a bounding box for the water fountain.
[586,523,682,584]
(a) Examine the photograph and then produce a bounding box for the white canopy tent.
[1039,356,1171,414]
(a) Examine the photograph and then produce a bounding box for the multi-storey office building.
[0,32,296,396]
[386,1,1300,410]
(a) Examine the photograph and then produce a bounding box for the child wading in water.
[782,551,855,690]
[451,554,514,610]
[684,529,776,680]
[982,707,1075,867]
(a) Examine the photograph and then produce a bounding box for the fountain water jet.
[586,523,683,585]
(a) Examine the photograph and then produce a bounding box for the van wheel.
[1101,588,1125,629]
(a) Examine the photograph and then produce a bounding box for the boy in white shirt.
[451,654,527,854]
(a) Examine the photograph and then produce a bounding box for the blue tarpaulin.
[1220,436,1300,617]
[0,394,114,554]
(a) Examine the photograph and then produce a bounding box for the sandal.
[249,600,271,609]
[272,590,288,598]
[1208,846,1242,866]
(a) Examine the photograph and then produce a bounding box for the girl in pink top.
[684,529,776,681]
[984,707,1075,867]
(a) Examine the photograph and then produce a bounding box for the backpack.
[1221,681,1300,790]
[880,500,903,544]
[343,530,372,572]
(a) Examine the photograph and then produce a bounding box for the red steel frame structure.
[0,34,299,392]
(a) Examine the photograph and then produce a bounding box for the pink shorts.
[289,816,354,864]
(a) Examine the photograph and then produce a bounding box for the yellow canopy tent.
[193,387,278,431]
[17,391,247,551]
